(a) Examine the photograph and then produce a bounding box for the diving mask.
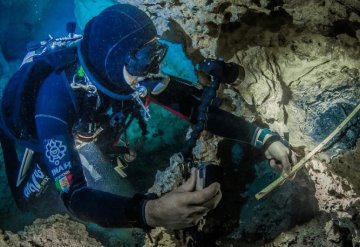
[126,38,168,77]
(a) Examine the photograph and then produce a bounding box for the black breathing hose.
[180,59,241,160]
[180,77,220,160]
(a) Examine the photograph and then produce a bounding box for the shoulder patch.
[45,139,67,165]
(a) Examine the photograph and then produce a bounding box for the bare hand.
[264,139,297,175]
[145,168,222,229]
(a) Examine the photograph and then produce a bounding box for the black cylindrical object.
[198,58,244,84]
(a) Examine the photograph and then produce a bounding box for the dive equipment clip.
[71,73,97,95]
[132,86,151,121]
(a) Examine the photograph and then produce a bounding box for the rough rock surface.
[331,139,360,195]
[262,214,354,247]
[0,214,102,247]
[232,30,360,156]
[75,0,360,153]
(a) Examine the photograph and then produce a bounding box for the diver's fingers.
[265,151,272,159]
[176,168,197,193]
[269,159,283,172]
[269,159,284,172]
[280,154,291,175]
[290,150,298,165]
[269,159,276,169]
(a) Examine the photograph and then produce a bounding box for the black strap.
[261,134,282,152]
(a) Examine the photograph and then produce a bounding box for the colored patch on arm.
[55,171,73,193]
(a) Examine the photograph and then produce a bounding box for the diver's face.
[123,65,170,96]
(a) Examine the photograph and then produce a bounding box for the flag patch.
[55,171,73,193]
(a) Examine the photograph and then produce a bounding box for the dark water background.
[0,0,78,231]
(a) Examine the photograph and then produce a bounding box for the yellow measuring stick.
[255,102,360,200]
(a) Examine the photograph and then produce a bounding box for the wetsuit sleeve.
[35,72,148,228]
[150,79,260,145]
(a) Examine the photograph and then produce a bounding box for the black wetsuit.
[1,59,259,229]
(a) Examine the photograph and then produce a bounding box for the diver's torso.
[16,65,139,211]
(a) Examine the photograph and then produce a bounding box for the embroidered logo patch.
[55,171,73,193]
[50,161,71,177]
[45,139,67,166]
[23,164,50,199]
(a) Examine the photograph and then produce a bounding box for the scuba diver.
[0,4,296,230]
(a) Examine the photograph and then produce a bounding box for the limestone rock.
[331,139,360,194]
[148,129,221,196]
[263,144,360,247]
[0,230,7,247]
[1,214,102,247]
[325,220,342,243]
[191,132,221,164]
[145,227,178,247]
[306,156,359,213]
[263,212,360,247]
[264,215,340,247]
[148,152,184,195]
[80,0,267,57]
[232,30,360,155]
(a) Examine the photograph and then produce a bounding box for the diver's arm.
[150,78,260,146]
[198,105,260,145]
[151,80,295,173]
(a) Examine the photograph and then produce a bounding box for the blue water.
[0,0,82,231]
[34,0,78,39]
